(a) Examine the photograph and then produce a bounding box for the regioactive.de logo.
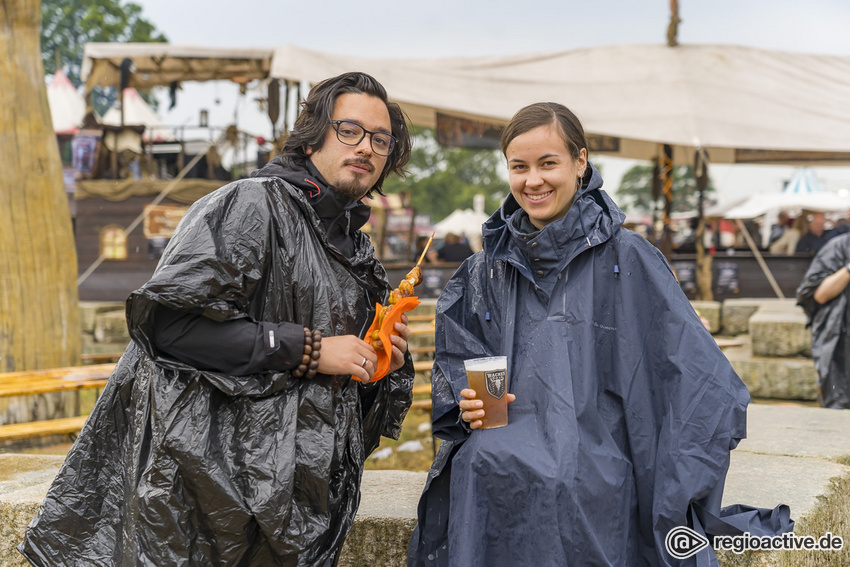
[666,526,844,558]
[665,526,710,559]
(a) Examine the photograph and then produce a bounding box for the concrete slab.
[739,404,850,459]
[3,405,849,566]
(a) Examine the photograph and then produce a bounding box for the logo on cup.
[665,526,709,559]
[485,369,506,399]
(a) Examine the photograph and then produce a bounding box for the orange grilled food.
[352,264,424,383]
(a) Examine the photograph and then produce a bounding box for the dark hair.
[499,102,587,161]
[279,72,411,197]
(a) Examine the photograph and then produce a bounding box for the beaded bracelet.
[292,327,322,379]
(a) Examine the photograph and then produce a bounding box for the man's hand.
[317,335,377,382]
[387,314,412,375]
[459,388,517,430]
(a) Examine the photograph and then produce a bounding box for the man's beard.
[334,178,371,201]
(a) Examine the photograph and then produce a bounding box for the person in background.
[770,214,807,255]
[21,72,415,567]
[795,212,839,254]
[796,232,850,409]
[408,101,791,567]
[436,232,475,262]
[415,234,438,263]
[768,211,790,247]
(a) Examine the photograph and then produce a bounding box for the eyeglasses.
[330,120,396,156]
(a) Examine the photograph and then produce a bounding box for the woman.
[408,103,790,566]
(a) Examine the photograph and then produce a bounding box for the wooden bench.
[411,383,433,411]
[0,363,115,442]
[81,352,124,364]
[0,415,91,442]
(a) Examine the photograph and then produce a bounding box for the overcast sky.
[128,0,850,204]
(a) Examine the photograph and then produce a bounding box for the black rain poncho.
[20,173,413,566]
[408,164,791,567]
[796,233,850,408]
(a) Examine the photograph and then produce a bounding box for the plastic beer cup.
[463,356,509,429]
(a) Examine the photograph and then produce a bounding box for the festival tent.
[433,207,491,251]
[81,44,274,93]
[101,88,174,142]
[723,168,849,219]
[722,168,850,247]
[434,208,490,238]
[46,70,86,135]
[268,43,850,165]
[81,42,850,165]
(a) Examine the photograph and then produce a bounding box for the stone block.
[0,455,66,567]
[690,300,721,334]
[81,332,128,355]
[79,302,124,334]
[0,456,427,567]
[93,310,130,344]
[4,409,850,567]
[749,309,811,357]
[721,298,798,336]
[728,355,819,401]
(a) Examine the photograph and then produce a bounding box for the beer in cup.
[463,356,509,429]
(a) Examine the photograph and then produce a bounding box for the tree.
[1,0,80,371]
[41,0,167,112]
[615,164,714,214]
[383,128,507,222]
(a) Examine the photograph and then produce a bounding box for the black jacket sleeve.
[152,305,305,376]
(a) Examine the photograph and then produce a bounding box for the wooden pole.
[734,218,785,299]
[667,0,681,47]
[0,0,81,370]
[694,149,713,300]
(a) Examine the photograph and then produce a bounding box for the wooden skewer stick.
[416,232,436,267]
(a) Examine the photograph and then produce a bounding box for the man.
[20,72,415,566]
[797,232,850,408]
[794,212,839,254]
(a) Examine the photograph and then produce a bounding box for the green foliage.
[42,0,167,112]
[383,128,507,222]
[615,164,715,214]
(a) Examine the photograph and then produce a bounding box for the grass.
[718,464,850,567]
[364,394,438,472]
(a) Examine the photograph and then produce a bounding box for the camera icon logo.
[665,526,709,559]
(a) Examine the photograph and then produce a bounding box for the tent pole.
[733,218,785,299]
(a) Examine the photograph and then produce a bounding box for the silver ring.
[360,356,368,368]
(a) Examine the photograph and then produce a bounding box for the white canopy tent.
[722,168,850,248]
[433,208,490,250]
[724,168,850,219]
[80,43,850,165]
[101,88,174,142]
[269,43,850,165]
[46,70,86,135]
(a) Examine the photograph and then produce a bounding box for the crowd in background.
[630,210,850,257]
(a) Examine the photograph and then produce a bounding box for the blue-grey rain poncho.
[20,173,413,566]
[409,164,791,566]
[796,233,850,408]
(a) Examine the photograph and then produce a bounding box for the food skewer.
[355,232,435,382]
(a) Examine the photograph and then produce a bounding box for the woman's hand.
[459,388,516,430]
[317,335,377,382]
